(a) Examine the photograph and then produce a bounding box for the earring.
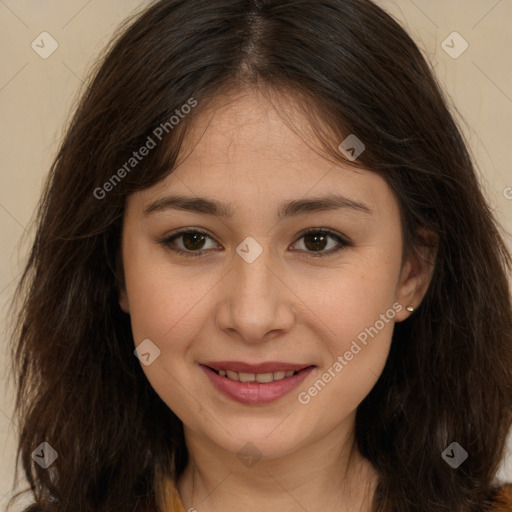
[406,305,415,312]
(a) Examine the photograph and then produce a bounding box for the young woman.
[9,0,512,511]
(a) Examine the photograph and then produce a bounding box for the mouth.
[199,361,316,404]
[208,367,300,383]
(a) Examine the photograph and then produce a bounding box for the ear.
[394,228,438,322]
[118,286,130,314]
[115,247,130,314]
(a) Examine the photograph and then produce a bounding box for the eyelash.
[158,228,353,259]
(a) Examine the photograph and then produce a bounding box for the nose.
[215,242,296,345]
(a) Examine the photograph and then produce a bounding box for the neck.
[175,415,379,512]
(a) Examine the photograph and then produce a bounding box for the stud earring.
[406,305,415,312]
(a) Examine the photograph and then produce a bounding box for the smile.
[213,368,297,383]
[199,361,315,404]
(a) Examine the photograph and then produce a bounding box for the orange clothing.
[492,484,512,511]
[164,479,512,511]
[164,479,186,512]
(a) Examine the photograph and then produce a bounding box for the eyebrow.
[143,193,372,220]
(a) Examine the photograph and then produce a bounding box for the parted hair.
[9,0,512,511]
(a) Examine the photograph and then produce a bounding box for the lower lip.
[200,365,315,405]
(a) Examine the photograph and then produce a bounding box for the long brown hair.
[9,0,512,511]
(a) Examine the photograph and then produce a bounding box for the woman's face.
[119,89,428,460]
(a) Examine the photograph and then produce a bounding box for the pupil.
[183,232,205,250]
[180,232,327,252]
[304,233,327,251]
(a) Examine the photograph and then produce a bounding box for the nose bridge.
[235,247,274,302]
[217,239,294,342]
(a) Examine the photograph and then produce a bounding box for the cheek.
[297,292,398,421]
[300,248,401,408]
[123,254,212,422]
[318,247,401,342]
[123,241,213,350]
[123,247,226,420]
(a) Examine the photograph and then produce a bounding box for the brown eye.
[291,229,353,257]
[160,230,219,257]
[160,228,352,259]
[181,232,208,251]
[303,232,329,252]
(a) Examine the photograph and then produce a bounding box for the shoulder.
[487,484,512,511]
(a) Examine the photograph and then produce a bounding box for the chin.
[202,421,310,460]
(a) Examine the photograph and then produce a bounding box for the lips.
[199,361,316,405]
[201,361,311,374]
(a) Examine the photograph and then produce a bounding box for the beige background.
[1,0,511,509]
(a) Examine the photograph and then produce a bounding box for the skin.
[119,88,436,512]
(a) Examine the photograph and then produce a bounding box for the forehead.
[179,89,330,167]
[129,88,397,220]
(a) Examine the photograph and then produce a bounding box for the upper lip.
[201,361,313,374]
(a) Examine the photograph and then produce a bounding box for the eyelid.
[159,227,221,257]
[158,227,353,258]
[292,227,353,255]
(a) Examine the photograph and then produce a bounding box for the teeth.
[256,372,274,383]
[214,368,299,382]
[226,370,239,381]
